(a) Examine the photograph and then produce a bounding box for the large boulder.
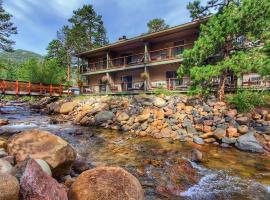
[69,166,144,200]
[20,159,68,200]
[94,111,114,124]
[60,101,78,114]
[0,173,19,200]
[235,132,264,153]
[8,129,76,177]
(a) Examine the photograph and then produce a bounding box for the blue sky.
[4,0,204,55]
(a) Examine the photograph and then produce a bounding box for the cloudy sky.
[4,0,204,55]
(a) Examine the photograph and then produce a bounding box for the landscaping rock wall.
[44,95,270,153]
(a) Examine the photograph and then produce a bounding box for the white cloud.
[47,0,85,18]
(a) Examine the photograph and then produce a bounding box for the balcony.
[80,43,193,74]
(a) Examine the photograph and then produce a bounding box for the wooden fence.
[0,79,66,96]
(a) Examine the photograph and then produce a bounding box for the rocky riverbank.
[37,95,270,153]
[0,129,145,200]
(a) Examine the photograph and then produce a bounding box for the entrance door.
[121,76,133,91]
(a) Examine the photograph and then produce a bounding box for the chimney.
[118,35,127,41]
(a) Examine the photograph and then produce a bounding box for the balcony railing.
[80,43,193,73]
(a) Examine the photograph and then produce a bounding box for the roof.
[77,18,207,57]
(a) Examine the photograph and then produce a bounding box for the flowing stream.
[1,102,270,200]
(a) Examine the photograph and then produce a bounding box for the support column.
[106,51,110,69]
[144,42,150,91]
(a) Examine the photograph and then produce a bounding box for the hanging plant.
[101,75,109,84]
[140,72,150,80]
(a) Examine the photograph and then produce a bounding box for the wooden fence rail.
[0,79,65,96]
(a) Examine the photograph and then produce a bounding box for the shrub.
[227,91,269,113]
[152,87,172,96]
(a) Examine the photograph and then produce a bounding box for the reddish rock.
[203,125,212,133]
[20,159,68,200]
[252,113,262,120]
[8,129,76,177]
[69,167,144,200]
[203,120,213,126]
[238,125,249,134]
[176,103,185,111]
[0,119,9,126]
[200,132,214,139]
[226,109,237,118]
[204,138,216,143]
[227,126,239,138]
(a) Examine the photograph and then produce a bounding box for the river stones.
[20,159,68,200]
[60,101,78,114]
[213,128,226,140]
[191,149,203,162]
[94,111,114,124]
[235,132,264,153]
[0,173,19,200]
[7,129,76,177]
[0,119,9,126]
[153,97,166,108]
[69,166,144,200]
[0,137,7,149]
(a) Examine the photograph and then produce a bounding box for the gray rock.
[186,125,197,135]
[141,122,148,131]
[193,137,204,145]
[221,143,230,148]
[235,132,264,153]
[203,105,212,112]
[213,128,226,140]
[183,118,192,128]
[0,149,8,158]
[153,97,166,108]
[95,111,114,124]
[222,137,237,144]
[0,158,14,174]
[236,117,250,125]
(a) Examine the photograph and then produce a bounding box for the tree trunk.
[218,70,228,102]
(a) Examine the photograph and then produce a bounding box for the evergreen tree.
[147,18,169,33]
[0,0,17,51]
[178,0,270,101]
[68,4,108,53]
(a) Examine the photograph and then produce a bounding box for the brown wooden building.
[77,20,202,94]
[77,19,270,94]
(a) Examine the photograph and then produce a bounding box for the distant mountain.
[0,49,44,64]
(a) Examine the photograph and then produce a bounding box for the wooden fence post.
[59,83,62,96]
[16,80,19,96]
[28,82,31,95]
[50,84,52,96]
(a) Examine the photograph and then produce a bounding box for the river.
[1,102,270,200]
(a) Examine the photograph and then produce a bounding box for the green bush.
[227,91,269,113]
[152,87,173,96]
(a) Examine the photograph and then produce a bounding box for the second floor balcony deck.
[80,43,193,74]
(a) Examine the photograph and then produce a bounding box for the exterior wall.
[148,64,179,87]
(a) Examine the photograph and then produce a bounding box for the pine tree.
[0,0,17,51]
[147,18,169,33]
[179,0,270,101]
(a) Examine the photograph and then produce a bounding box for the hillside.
[0,49,44,64]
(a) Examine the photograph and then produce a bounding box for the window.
[173,40,184,57]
